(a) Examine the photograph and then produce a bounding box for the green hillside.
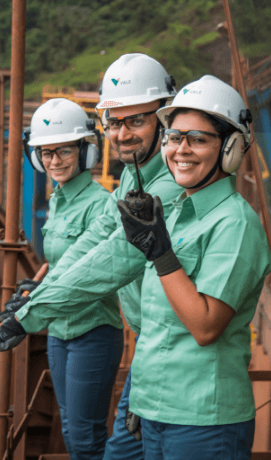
[0,0,270,100]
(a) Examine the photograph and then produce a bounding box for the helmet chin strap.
[167,155,220,190]
[184,158,219,189]
[137,120,161,165]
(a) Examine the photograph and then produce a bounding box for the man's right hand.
[0,295,30,322]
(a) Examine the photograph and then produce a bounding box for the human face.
[40,141,80,187]
[166,112,227,195]
[109,100,160,166]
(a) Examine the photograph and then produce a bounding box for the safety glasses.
[37,144,78,162]
[161,129,220,150]
[106,110,157,133]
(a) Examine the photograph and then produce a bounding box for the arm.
[159,269,235,346]
[16,226,147,332]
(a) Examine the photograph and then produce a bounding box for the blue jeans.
[103,334,143,460]
[103,366,144,460]
[47,325,124,460]
[141,418,255,460]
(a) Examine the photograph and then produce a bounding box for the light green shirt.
[17,154,182,335]
[17,170,123,339]
[130,175,271,425]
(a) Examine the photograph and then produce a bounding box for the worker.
[0,54,182,460]
[0,98,124,460]
[117,75,271,460]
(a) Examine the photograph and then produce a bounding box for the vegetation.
[0,0,270,99]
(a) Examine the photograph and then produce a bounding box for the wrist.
[153,248,182,277]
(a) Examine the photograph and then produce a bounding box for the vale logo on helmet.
[111,78,120,86]
[43,119,51,126]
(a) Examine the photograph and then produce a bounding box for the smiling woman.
[7,98,124,460]
[117,75,271,460]
[38,141,80,187]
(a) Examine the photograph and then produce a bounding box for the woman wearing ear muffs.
[2,98,124,460]
[117,76,271,460]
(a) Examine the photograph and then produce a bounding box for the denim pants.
[47,325,124,460]
[141,418,255,460]
[103,366,144,460]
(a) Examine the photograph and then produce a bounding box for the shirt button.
[23,309,27,313]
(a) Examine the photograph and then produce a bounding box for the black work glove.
[117,195,182,276]
[125,407,142,441]
[16,278,40,296]
[117,195,171,261]
[0,295,31,321]
[0,315,27,351]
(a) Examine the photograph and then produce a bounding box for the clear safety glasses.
[37,144,78,162]
[162,129,221,150]
[106,110,157,133]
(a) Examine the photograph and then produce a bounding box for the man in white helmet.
[2,54,182,459]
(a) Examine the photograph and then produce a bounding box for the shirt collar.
[125,153,164,188]
[173,175,237,220]
[54,170,93,202]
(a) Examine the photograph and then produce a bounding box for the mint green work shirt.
[17,154,182,335]
[17,170,123,339]
[129,175,271,426]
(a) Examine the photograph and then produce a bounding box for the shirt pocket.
[41,220,84,239]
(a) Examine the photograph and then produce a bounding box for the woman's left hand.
[117,195,171,261]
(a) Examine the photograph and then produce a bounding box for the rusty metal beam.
[0,0,27,458]
[0,75,5,204]
[223,0,271,249]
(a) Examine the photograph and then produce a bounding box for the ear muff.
[78,140,99,171]
[102,109,111,139]
[23,128,46,172]
[31,149,46,172]
[220,131,247,174]
[160,129,168,165]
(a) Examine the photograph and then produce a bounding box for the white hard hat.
[96,53,176,109]
[157,75,251,135]
[29,98,94,146]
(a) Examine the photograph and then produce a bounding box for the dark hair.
[167,108,235,141]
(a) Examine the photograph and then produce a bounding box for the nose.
[175,136,192,155]
[117,122,133,141]
[50,152,62,165]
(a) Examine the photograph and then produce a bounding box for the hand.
[16,278,40,296]
[125,407,142,441]
[0,295,30,322]
[0,315,27,351]
[117,195,171,261]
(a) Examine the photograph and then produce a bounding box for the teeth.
[177,162,194,166]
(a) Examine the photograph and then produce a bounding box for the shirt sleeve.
[195,217,271,311]
[17,226,146,332]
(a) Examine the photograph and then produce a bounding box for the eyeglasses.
[38,144,78,162]
[106,110,157,133]
[161,129,220,150]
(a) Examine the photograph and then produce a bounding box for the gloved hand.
[16,278,40,296]
[117,195,182,276]
[0,295,30,321]
[0,315,27,351]
[125,408,142,441]
[117,195,171,261]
